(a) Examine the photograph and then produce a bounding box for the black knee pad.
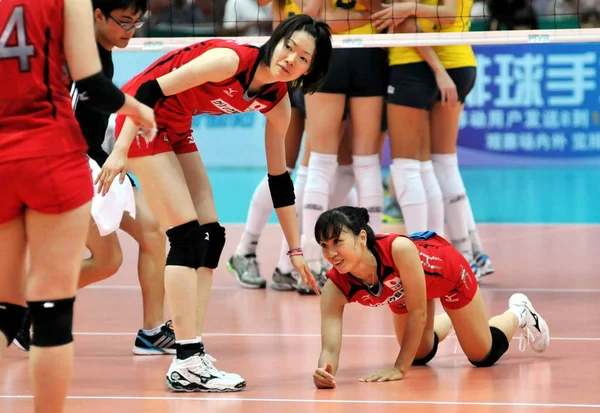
[166,221,207,270]
[469,326,510,368]
[412,332,439,366]
[27,297,75,347]
[201,222,226,269]
[0,303,28,346]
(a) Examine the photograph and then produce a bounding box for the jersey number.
[0,6,35,72]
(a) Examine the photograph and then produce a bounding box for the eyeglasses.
[109,15,145,30]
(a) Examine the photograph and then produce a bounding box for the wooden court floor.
[2,224,600,412]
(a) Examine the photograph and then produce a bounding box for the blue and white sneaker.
[133,320,176,355]
[475,252,494,277]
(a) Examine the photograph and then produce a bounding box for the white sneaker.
[165,353,246,392]
[508,293,550,353]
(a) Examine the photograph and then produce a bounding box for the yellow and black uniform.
[387,0,476,110]
[317,0,388,98]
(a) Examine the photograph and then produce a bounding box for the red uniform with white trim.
[115,39,289,158]
[326,232,478,314]
[0,0,92,224]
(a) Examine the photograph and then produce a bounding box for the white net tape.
[118,27,600,52]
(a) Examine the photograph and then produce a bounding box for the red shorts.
[391,234,478,314]
[114,102,198,158]
[436,246,479,311]
[0,152,94,225]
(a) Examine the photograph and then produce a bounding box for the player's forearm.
[318,349,341,374]
[274,206,301,250]
[320,9,373,31]
[410,2,457,24]
[394,311,426,373]
[112,116,138,154]
[402,20,445,75]
[415,46,445,74]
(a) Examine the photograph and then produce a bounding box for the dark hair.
[93,0,147,16]
[315,206,376,249]
[260,14,332,94]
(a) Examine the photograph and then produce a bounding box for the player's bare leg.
[25,202,91,413]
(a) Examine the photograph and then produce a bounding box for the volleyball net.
[112,1,600,168]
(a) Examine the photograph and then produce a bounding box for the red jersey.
[326,231,477,314]
[121,39,288,118]
[0,0,86,162]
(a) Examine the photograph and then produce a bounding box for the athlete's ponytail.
[315,206,376,249]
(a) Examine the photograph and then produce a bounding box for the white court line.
[85,285,600,293]
[69,332,600,341]
[0,395,598,408]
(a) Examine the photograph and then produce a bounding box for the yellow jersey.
[330,0,376,35]
[272,0,302,24]
[388,0,476,69]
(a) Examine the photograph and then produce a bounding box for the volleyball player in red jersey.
[95,14,332,392]
[0,0,155,411]
[311,206,550,388]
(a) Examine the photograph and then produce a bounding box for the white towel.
[89,157,136,236]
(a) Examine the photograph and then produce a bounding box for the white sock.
[353,154,384,234]
[431,153,473,261]
[303,152,338,262]
[176,338,201,345]
[508,306,526,328]
[466,197,484,255]
[237,168,294,257]
[329,165,355,208]
[344,187,358,206]
[196,336,202,343]
[420,160,444,237]
[235,231,260,256]
[277,165,308,274]
[142,324,163,335]
[390,158,427,235]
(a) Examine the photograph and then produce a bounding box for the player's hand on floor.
[291,255,320,295]
[95,149,128,197]
[314,364,336,389]
[359,367,404,383]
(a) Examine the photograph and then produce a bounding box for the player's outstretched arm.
[264,97,320,295]
[390,237,427,375]
[156,48,240,97]
[314,280,346,389]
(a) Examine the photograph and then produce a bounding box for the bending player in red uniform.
[0,0,155,412]
[95,14,333,392]
[312,206,550,388]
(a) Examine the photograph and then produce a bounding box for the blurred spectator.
[220,0,272,36]
[149,0,210,25]
[487,0,538,30]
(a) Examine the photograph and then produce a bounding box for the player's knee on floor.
[412,332,439,366]
[27,297,75,347]
[166,220,207,270]
[201,222,226,269]
[469,326,510,368]
[0,303,28,346]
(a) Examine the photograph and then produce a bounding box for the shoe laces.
[199,353,222,377]
[242,254,260,278]
[162,320,175,338]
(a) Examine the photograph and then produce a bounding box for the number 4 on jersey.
[0,6,35,72]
